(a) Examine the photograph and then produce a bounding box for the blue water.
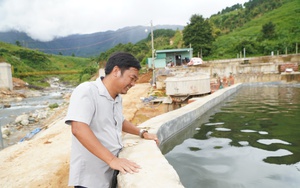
[163,83,300,188]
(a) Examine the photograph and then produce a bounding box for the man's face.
[117,67,139,94]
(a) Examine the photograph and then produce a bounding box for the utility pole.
[150,20,155,87]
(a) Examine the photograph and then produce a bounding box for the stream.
[0,78,74,148]
[0,91,66,126]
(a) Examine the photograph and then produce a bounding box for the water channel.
[0,79,73,148]
[0,91,64,126]
[162,83,300,188]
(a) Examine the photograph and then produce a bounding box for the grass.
[0,41,96,87]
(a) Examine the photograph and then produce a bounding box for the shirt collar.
[96,77,121,102]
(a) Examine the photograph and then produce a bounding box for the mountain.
[0,25,183,57]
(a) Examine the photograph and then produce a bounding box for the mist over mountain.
[0,25,183,57]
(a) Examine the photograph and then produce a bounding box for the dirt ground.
[0,71,166,187]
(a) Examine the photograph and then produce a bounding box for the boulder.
[20,119,29,126]
[15,114,29,124]
[1,127,10,137]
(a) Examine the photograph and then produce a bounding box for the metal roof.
[156,48,192,53]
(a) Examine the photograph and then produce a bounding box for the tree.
[146,29,176,41]
[261,21,276,39]
[183,14,214,57]
[15,41,22,47]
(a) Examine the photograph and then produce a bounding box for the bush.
[49,103,59,109]
[80,74,91,82]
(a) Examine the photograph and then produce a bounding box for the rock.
[37,110,48,119]
[1,127,10,137]
[15,114,29,124]
[3,103,11,108]
[63,93,71,100]
[20,119,29,126]
[16,125,23,130]
[28,117,36,124]
[2,134,8,139]
[15,97,24,101]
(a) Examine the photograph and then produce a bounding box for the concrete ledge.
[119,83,242,187]
[281,72,300,82]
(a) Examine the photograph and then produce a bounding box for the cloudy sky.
[0,0,249,42]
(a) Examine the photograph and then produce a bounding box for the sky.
[0,0,249,42]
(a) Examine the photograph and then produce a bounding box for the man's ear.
[117,71,121,77]
[112,66,121,77]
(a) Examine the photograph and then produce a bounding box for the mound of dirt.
[12,77,28,89]
[137,70,152,84]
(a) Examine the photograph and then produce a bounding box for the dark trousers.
[111,170,120,188]
[75,151,121,188]
[74,170,119,188]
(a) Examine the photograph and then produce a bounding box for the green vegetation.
[0,41,96,87]
[209,0,300,59]
[183,15,214,57]
[49,103,59,109]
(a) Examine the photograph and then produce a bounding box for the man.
[65,52,158,188]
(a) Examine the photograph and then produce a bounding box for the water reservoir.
[163,83,300,188]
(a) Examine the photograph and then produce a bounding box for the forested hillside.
[209,0,300,59]
[97,0,299,61]
[0,42,97,87]
[211,0,285,33]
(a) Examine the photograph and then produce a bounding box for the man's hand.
[143,132,159,145]
[109,157,141,174]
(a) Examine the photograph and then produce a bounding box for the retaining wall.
[118,83,242,187]
[205,54,300,79]
[163,54,300,84]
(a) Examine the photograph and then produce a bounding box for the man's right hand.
[109,157,141,174]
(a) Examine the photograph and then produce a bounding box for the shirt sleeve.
[65,82,95,126]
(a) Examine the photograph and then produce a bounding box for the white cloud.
[0,0,248,41]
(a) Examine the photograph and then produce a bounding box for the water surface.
[163,83,300,188]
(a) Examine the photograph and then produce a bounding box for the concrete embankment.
[118,83,242,187]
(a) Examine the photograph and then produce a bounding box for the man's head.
[104,52,141,95]
[105,52,141,76]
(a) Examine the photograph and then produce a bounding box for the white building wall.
[0,62,13,90]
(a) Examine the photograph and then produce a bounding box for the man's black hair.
[105,52,141,75]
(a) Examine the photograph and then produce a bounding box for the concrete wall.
[206,54,300,65]
[281,72,300,82]
[205,54,300,78]
[0,62,13,90]
[157,54,300,85]
[119,84,242,187]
